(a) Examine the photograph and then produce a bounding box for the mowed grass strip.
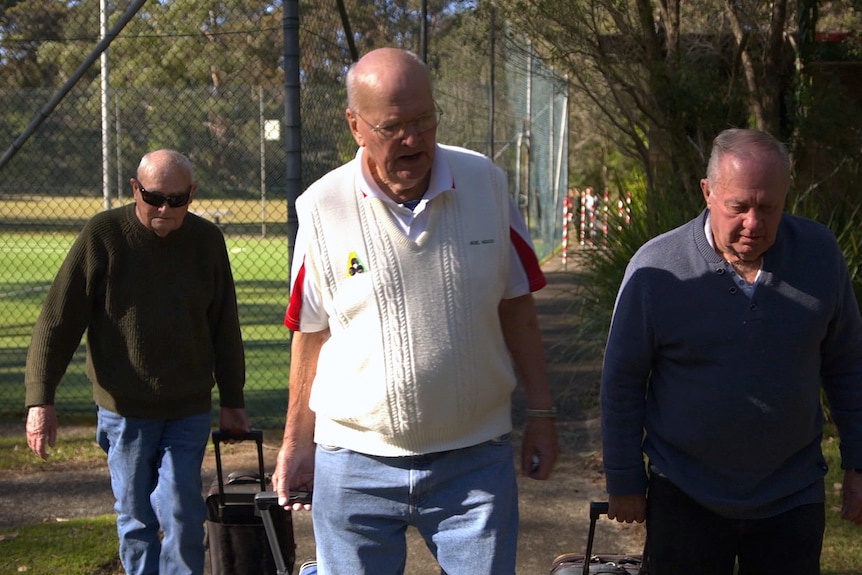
[0,218,293,424]
[0,515,121,575]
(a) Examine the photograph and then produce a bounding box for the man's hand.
[841,470,862,525]
[26,405,58,460]
[608,493,646,523]
[218,407,251,435]
[271,439,316,512]
[521,417,559,479]
[272,329,327,512]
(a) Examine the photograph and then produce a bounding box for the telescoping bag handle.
[211,429,266,509]
[586,501,649,575]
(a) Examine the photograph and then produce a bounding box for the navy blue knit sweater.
[601,210,862,519]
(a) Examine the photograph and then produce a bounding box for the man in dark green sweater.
[24,149,248,575]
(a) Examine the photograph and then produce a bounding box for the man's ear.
[700,178,711,205]
[346,109,365,147]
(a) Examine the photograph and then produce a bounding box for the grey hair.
[706,128,790,187]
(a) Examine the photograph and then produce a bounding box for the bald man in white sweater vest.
[271,48,559,575]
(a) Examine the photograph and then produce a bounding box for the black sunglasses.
[135,180,192,208]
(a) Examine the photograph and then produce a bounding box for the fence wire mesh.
[0,0,567,426]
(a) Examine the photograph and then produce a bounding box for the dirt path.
[0,251,646,574]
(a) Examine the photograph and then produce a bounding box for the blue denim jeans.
[96,408,211,575]
[311,435,519,575]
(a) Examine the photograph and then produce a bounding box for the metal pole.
[259,86,267,238]
[0,0,148,170]
[525,43,533,229]
[100,0,111,211]
[335,0,359,62]
[554,83,568,220]
[420,0,428,62]
[115,96,123,201]
[488,2,495,159]
[283,0,302,278]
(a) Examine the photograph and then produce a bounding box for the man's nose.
[743,210,764,229]
[399,122,424,143]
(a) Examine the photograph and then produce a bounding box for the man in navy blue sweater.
[601,128,862,574]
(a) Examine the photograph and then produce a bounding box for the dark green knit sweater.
[24,204,245,419]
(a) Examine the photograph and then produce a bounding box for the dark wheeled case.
[549,501,647,574]
[255,491,312,575]
[206,430,296,575]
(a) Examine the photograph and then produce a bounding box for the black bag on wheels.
[206,430,296,575]
[255,491,312,575]
[549,501,647,575]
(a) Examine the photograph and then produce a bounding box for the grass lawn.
[0,204,293,427]
[0,515,121,575]
[821,424,862,575]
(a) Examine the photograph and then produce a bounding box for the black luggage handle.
[585,501,610,563]
[212,429,263,443]
[212,429,266,508]
[255,492,291,575]
[255,492,289,575]
[256,491,312,575]
[590,501,610,520]
[586,501,649,575]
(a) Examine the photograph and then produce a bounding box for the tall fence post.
[283,0,302,280]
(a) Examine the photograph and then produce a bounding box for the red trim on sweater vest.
[511,229,547,291]
[284,259,306,330]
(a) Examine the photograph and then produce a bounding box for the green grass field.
[0,214,293,427]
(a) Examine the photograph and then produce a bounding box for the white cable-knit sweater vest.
[299,145,518,456]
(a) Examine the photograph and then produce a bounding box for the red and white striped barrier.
[561,193,574,268]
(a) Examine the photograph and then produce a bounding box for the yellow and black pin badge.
[346,252,366,276]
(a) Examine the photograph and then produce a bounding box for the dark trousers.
[646,474,824,575]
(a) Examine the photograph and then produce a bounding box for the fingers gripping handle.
[585,501,610,563]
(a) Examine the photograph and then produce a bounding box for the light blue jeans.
[96,408,211,575]
[311,434,519,575]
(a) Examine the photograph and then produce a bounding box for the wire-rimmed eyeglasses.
[353,105,443,140]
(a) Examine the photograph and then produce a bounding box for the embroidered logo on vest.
[347,252,366,276]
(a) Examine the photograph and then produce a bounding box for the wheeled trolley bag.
[256,491,313,575]
[549,501,647,575]
[206,430,296,575]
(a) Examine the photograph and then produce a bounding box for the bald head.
[137,149,193,183]
[346,48,432,114]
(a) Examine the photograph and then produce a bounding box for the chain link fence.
[0,0,567,426]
